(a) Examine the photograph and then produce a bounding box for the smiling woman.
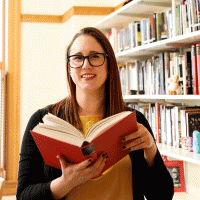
[68,35,108,99]
[17,27,174,200]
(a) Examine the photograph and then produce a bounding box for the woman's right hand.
[50,154,108,200]
[58,153,107,186]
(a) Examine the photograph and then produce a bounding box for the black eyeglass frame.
[67,53,109,69]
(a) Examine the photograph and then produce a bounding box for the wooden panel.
[21,6,118,23]
[3,181,16,196]
[21,14,62,23]
[5,0,21,196]
[73,6,114,16]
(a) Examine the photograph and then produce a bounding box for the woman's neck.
[76,90,105,118]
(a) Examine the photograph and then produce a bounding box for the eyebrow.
[71,51,101,55]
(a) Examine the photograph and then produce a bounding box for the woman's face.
[68,35,108,94]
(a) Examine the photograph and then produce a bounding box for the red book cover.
[196,43,200,94]
[31,111,138,176]
[191,44,198,94]
[152,14,156,42]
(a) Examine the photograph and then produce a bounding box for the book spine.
[146,18,150,44]
[164,52,170,94]
[156,12,161,41]
[191,44,198,94]
[81,143,98,161]
[182,2,187,35]
[196,43,200,94]
[135,22,141,47]
[196,0,200,29]
[129,22,133,49]
[186,51,193,94]
[182,54,187,95]
[187,0,194,32]
[155,103,161,143]
[161,12,168,40]
[125,63,130,95]
[177,4,181,35]
[166,108,172,146]
[152,13,157,42]
[178,54,184,94]
[171,107,176,147]
[185,0,190,33]
[174,106,181,148]
[192,0,198,31]
[172,0,178,37]
[149,17,153,43]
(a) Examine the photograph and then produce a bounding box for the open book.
[31,110,137,176]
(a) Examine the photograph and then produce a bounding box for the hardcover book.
[31,110,138,176]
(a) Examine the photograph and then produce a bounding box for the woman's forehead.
[70,35,104,55]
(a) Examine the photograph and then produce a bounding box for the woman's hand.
[58,153,107,187]
[50,154,108,200]
[122,122,157,166]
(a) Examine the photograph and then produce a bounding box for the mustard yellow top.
[65,116,133,200]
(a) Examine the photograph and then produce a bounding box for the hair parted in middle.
[46,27,128,131]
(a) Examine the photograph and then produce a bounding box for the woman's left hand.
[122,122,155,151]
[122,122,157,166]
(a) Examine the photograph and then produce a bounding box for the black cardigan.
[17,108,174,200]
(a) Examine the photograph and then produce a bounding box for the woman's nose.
[82,57,92,69]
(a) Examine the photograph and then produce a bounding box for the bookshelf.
[123,95,200,105]
[115,30,200,61]
[157,143,200,165]
[96,0,172,30]
[95,1,200,197]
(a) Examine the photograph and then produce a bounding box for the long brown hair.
[46,27,127,131]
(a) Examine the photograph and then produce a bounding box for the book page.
[86,111,132,142]
[33,123,84,147]
[43,113,83,138]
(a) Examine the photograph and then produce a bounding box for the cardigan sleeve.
[130,110,174,200]
[16,109,63,200]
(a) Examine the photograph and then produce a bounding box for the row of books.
[107,0,200,53]
[119,44,200,95]
[127,103,200,148]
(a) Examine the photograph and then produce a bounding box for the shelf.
[157,143,200,165]
[95,0,171,30]
[116,31,200,61]
[173,192,200,200]
[123,95,200,106]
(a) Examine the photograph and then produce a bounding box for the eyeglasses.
[67,53,108,69]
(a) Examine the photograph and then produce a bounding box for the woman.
[17,27,174,200]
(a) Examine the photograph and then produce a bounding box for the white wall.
[20,0,125,141]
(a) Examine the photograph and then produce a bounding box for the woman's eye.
[90,54,99,59]
[74,56,83,60]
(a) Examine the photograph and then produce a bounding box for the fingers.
[122,122,143,141]
[122,122,155,151]
[57,154,69,169]
[85,154,108,178]
[75,158,93,171]
[122,138,146,151]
